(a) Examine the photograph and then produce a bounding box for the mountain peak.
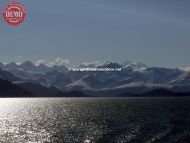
[5,62,18,69]
[18,61,36,72]
[99,62,122,68]
[20,61,34,66]
[38,63,48,68]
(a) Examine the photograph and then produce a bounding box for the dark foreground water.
[0,98,190,143]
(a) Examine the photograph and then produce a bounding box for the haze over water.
[0,97,190,143]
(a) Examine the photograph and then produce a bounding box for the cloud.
[55,57,70,64]
[14,56,22,59]
[47,57,70,66]
[16,62,21,65]
[81,60,101,66]
[35,58,70,67]
[35,59,45,65]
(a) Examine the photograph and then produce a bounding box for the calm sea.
[0,97,190,143]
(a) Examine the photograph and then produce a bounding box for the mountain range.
[0,61,190,97]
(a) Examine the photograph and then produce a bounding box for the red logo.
[2,2,26,26]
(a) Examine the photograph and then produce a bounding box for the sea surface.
[0,97,190,143]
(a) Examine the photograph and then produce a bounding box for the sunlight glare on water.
[0,97,190,143]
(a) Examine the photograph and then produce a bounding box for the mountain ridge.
[0,61,190,97]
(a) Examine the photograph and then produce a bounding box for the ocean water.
[0,97,190,143]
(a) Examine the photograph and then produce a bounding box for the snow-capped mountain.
[61,66,190,96]
[121,60,147,71]
[98,62,122,68]
[1,60,190,96]
[0,61,68,79]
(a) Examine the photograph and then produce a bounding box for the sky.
[0,0,190,67]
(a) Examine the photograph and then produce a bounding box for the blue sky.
[0,0,190,67]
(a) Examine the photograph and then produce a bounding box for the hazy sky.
[0,0,190,67]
